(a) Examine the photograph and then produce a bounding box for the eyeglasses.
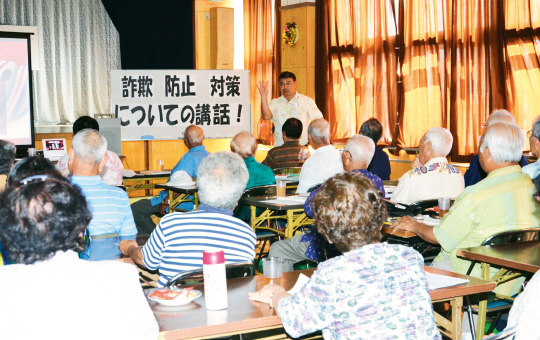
[19,174,49,185]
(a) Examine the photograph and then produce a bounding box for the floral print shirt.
[277,243,441,340]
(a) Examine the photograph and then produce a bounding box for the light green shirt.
[433,165,540,294]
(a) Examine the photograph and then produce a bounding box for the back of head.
[230,131,257,158]
[359,118,383,144]
[313,172,387,253]
[531,116,540,139]
[308,118,330,144]
[0,171,91,264]
[480,122,524,163]
[345,135,375,165]
[282,118,303,140]
[7,156,56,187]
[72,129,108,164]
[185,125,204,147]
[278,71,296,82]
[423,127,453,157]
[197,152,249,210]
[486,109,515,126]
[0,140,16,175]
[73,116,100,135]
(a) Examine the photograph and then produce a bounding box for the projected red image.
[45,140,64,151]
[0,37,32,144]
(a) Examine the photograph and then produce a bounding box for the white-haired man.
[131,125,209,235]
[391,127,464,205]
[296,118,344,194]
[270,135,384,272]
[69,129,137,261]
[464,109,528,187]
[392,122,540,294]
[120,152,256,288]
[523,116,540,180]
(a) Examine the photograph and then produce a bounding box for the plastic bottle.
[202,250,228,310]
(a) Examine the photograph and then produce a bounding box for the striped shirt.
[71,176,137,238]
[262,141,306,169]
[142,204,256,287]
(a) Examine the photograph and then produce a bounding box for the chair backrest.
[241,185,277,198]
[409,199,439,210]
[482,229,540,246]
[165,262,255,288]
[273,167,302,175]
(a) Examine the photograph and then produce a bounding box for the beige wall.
[280,4,316,100]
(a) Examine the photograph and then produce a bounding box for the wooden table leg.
[451,297,463,340]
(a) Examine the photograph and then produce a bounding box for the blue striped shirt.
[71,176,137,238]
[142,204,256,287]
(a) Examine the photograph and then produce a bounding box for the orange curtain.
[316,0,399,144]
[504,0,540,148]
[399,0,506,158]
[244,0,275,144]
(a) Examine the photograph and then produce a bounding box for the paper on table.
[421,215,442,227]
[426,272,469,290]
[288,273,310,295]
[264,196,307,205]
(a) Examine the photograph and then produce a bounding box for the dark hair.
[282,118,303,140]
[0,140,16,175]
[360,118,383,144]
[278,71,296,82]
[0,171,91,264]
[73,116,99,135]
[7,156,57,186]
[313,172,387,253]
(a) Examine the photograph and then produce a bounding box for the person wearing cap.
[131,125,210,235]
[121,152,256,288]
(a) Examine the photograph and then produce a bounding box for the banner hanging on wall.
[110,69,251,140]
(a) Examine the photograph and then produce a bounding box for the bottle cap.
[203,250,225,264]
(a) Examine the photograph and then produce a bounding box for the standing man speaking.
[258,71,323,146]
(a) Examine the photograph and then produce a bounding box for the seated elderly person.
[262,118,307,169]
[57,116,124,185]
[0,140,16,191]
[360,118,391,181]
[231,131,276,221]
[0,171,158,339]
[69,129,137,261]
[296,118,344,193]
[271,135,385,271]
[392,122,540,296]
[464,109,528,187]
[132,125,209,235]
[523,116,540,180]
[121,152,256,288]
[250,172,441,339]
[391,127,464,205]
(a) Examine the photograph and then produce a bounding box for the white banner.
[110,69,251,140]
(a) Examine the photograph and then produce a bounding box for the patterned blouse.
[57,150,124,186]
[277,243,441,340]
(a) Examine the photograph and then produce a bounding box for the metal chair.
[165,262,255,288]
[466,229,540,336]
[234,185,283,267]
[272,167,302,175]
